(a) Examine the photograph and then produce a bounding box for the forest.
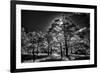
[21,14,90,63]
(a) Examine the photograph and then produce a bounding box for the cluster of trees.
[21,28,48,55]
[21,14,90,61]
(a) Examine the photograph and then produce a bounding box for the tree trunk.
[63,23,69,58]
[32,48,35,62]
[60,43,63,59]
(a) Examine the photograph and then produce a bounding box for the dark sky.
[21,10,90,33]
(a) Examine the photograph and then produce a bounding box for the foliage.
[21,14,90,61]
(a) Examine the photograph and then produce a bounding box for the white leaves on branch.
[74,27,86,34]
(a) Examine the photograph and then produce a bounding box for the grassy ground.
[21,53,90,63]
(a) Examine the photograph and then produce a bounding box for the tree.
[21,27,30,54]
